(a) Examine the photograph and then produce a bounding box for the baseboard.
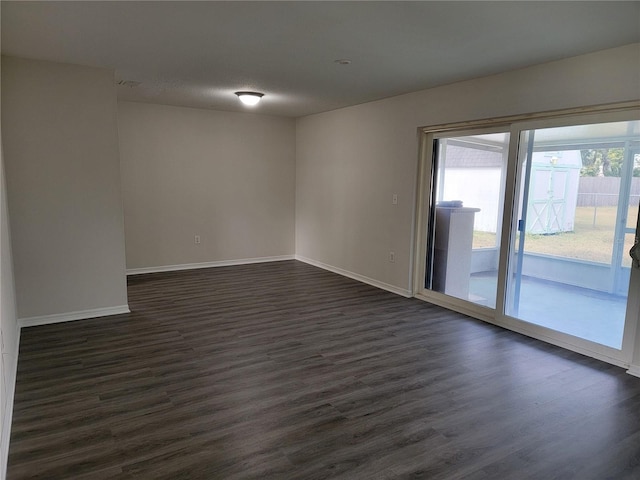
[126,255,296,276]
[295,255,412,298]
[627,365,640,378]
[1,327,20,480]
[18,305,130,329]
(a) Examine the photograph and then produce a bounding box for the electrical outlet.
[194,235,201,244]
[389,251,395,263]
[392,194,398,205]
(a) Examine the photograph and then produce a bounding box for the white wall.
[0,148,18,480]
[0,64,19,480]
[118,101,295,270]
[1,56,128,320]
[295,44,640,294]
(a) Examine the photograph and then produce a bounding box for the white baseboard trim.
[126,255,296,276]
[627,365,640,378]
[18,305,131,329]
[1,327,20,480]
[295,255,412,298]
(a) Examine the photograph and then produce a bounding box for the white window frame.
[413,101,640,369]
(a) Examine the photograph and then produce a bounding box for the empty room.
[2,1,640,479]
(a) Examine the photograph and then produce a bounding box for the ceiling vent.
[116,80,141,88]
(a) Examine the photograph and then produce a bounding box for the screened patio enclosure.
[425,118,640,350]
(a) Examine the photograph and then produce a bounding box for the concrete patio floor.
[469,272,627,349]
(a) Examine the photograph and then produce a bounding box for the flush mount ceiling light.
[235,91,264,106]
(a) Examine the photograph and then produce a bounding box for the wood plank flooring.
[7,260,640,479]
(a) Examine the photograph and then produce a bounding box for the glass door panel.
[426,132,509,308]
[506,120,640,349]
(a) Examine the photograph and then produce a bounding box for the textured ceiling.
[2,1,639,117]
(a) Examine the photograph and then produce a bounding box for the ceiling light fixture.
[235,91,264,106]
[334,59,351,65]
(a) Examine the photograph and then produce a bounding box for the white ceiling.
[2,1,639,117]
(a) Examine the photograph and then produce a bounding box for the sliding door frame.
[413,101,640,369]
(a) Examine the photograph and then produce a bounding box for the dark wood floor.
[7,260,640,479]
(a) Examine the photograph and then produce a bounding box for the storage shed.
[525,150,582,234]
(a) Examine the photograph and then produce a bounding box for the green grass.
[473,206,637,266]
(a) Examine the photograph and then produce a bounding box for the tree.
[580,148,624,177]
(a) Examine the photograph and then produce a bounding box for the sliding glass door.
[506,121,640,349]
[416,109,640,364]
[425,130,509,309]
